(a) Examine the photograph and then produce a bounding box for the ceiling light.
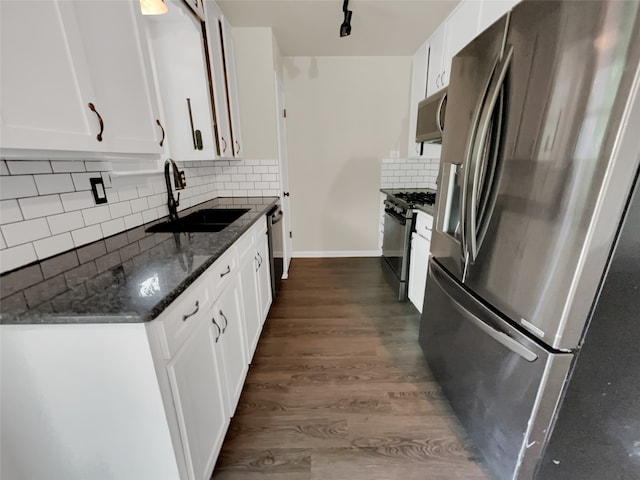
[140,0,168,15]
[340,0,352,38]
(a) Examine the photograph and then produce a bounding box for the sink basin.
[146,208,250,233]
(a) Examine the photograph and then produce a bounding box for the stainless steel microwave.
[416,87,447,144]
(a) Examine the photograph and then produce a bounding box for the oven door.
[382,209,410,281]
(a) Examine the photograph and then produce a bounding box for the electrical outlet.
[90,177,108,204]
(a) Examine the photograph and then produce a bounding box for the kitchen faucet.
[164,158,185,221]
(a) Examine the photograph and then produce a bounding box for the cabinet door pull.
[87,103,104,142]
[182,300,200,321]
[211,318,221,342]
[186,98,197,150]
[220,265,231,278]
[255,256,260,272]
[221,136,227,153]
[257,252,263,268]
[441,70,446,85]
[234,140,240,154]
[436,74,441,89]
[156,119,165,147]
[219,310,228,333]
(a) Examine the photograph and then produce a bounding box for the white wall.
[283,56,411,255]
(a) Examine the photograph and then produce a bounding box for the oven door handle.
[385,209,407,225]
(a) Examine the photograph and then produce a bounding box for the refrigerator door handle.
[430,265,538,362]
[467,45,514,262]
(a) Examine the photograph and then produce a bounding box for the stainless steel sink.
[146,208,250,233]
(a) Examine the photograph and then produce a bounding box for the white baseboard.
[292,250,381,258]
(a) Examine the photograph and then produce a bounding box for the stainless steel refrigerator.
[419,1,640,479]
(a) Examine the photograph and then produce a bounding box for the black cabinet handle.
[182,300,199,321]
[186,98,197,150]
[88,103,104,142]
[156,119,165,147]
[211,318,221,342]
[257,252,263,267]
[255,256,260,272]
[220,265,231,278]
[221,136,227,153]
[235,140,240,154]
[219,310,228,333]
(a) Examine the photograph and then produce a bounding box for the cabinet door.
[238,254,262,362]
[479,0,520,33]
[145,0,217,161]
[408,41,429,158]
[446,1,482,64]
[204,1,233,158]
[74,0,162,154]
[256,232,273,323]
[0,1,99,152]
[219,16,243,159]
[213,280,248,415]
[426,23,447,96]
[167,319,228,480]
[408,233,431,314]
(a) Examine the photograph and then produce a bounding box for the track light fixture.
[340,0,352,37]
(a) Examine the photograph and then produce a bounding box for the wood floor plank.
[211,257,490,480]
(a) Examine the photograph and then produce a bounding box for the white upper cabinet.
[145,0,218,161]
[446,0,482,64]
[426,22,448,97]
[184,0,206,20]
[0,0,162,156]
[204,1,233,158]
[478,0,520,33]
[219,17,243,159]
[408,40,429,157]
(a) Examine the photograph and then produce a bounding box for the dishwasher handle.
[271,210,283,225]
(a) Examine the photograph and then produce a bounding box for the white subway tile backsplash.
[0,175,38,200]
[7,160,52,175]
[34,174,75,195]
[380,157,439,189]
[2,217,51,246]
[47,211,85,235]
[71,224,103,247]
[60,191,95,211]
[51,161,86,173]
[82,205,111,226]
[70,172,96,191]
[33,232,74,260]
[101,218,125,238]
[123,213,143,230]
[109,201,132,219]
[0,200,23,225]
[18,195,64,219]
[130,197,149,213]
[1,157,279,271]
[0,243,37,274]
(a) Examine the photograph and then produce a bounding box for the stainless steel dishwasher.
[266,203,284,297]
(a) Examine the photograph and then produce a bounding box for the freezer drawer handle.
[430,269,538,362]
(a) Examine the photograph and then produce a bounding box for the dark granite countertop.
[380,188,436,216]
[0,197,279,324]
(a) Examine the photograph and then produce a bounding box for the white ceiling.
[217,0,460,56]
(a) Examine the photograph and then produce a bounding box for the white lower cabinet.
[239,251,262,359]
[166,318,228,480]
[256,230,273,322]
[212,279,248,415]
[408,212,433,314]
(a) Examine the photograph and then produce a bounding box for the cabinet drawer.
[415,211,434,233]
[210,248,237,301]
[157,275,211,359]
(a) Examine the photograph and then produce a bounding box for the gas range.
[383,189,437,218]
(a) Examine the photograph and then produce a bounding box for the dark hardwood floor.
[212,258,491,480]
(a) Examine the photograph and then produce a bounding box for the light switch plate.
[90,177,108,204]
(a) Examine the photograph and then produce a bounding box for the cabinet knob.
[87,103,104,142]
